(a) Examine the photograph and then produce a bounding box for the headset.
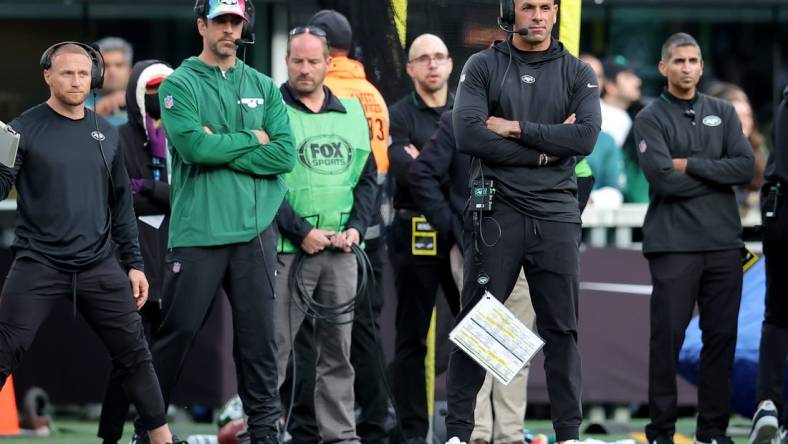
[499,0,516,27]
[40,41,104,90]
[194,0,256,45]
[498,0,559,34]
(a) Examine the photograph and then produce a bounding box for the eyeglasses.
[408,53,450,66]
[288,26,327,38]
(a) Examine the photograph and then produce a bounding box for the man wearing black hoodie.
[445,0,601,443]
[98,59,174,444]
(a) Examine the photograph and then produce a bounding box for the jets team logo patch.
[702,115,722,127]
[164,95,174,109]
[521,75,536,84]
[297,135,354,175]
[91,131,106,141]
[638,139,647,153]
[239,98,265,108]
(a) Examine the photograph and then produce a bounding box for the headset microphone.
[497,17,528,36]
[234,35,256,46]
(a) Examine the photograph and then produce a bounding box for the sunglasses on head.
[288,26,327,38]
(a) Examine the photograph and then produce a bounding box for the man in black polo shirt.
[633,33,754,444]
[388,33,460,444]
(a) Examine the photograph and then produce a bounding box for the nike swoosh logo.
[587,83,599,88]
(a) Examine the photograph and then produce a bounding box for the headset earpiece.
[499,0,515,26]
[39,41,104,90]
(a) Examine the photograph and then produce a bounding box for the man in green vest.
[274,26,378,444]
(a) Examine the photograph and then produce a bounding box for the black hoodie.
[453,38,601,223]
[119,60,173,301]
[1,102,143,271]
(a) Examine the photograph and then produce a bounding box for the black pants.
[758,198,788,427]
[389,215,461,440]
[99,302,161,443]
[283,237,390,444]
[446,202,582,442]
[136,227,280,438]
[645,249,742,442]
[0,256,166,431]
[577,176,594,214]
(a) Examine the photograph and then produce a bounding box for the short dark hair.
[661,32,701,61]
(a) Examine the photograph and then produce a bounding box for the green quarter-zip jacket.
[159,56,296,248]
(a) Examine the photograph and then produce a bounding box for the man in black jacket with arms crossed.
[445,0,601,443]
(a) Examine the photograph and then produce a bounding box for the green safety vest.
[575,158,592,178]
[278,98,371,253]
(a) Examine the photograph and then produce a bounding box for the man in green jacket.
[132,1,296,443]
[274,27,378,444]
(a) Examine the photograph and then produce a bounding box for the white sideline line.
[580,281,653,295]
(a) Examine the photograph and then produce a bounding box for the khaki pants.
[450,245,535,443]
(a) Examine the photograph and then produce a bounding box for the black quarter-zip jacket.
[633,90,755,254]
[0,104,143,271]
[453,38,601,223]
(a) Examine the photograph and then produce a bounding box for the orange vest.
[324,56,389,174]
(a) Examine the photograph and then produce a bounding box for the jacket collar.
[280,83,346,114]
[411,90,455,111]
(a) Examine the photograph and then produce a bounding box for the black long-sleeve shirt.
[453,38,601,223]
[633,90,755,254]
[388,91,454,211]
[408,111,468,244]
[0,103,143,271]
[764,86,788,186]
[276,84,378,247]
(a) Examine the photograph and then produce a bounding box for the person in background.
[388,32,460,444]
[88,37,133,126]
[709,82,768,214]
[748,85,788,444]
[279,9,392,444]
[410,110,536,444]
[581,54,624,199]
[273,26,377,444]
[97,59,174,444]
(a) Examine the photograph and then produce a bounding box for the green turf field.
[0,417,755,444]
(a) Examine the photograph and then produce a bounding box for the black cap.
[602,55,635,81]
[308,9,352,51]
